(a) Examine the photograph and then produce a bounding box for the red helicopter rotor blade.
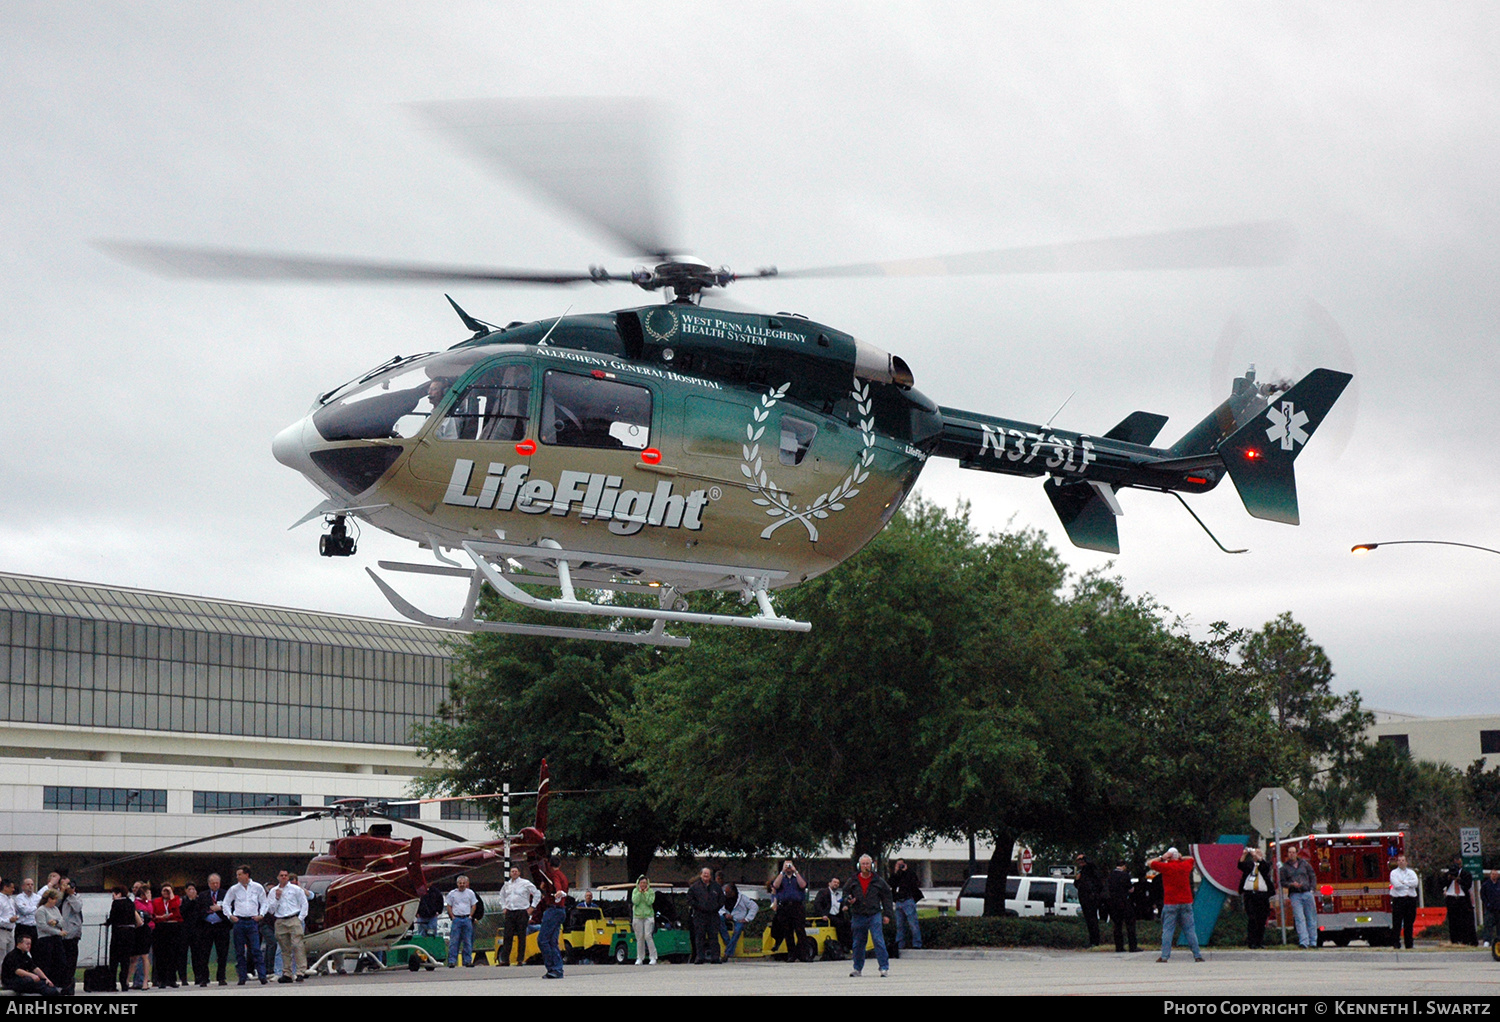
[80,812,329,876]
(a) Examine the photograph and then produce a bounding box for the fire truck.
[1274,831,1405,946]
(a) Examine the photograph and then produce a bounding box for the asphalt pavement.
[85,948,1500,998]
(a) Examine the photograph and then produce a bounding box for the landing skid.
[310,947,393,975]
[368,538,811,647]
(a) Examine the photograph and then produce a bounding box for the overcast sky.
[4,2,1497,716]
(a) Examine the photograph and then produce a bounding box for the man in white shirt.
[13,879,39,945]
[222,866,268,985]
[267,870,310,984]
[1389,854,1419,949]
[0,879,17,961]
[445,875,480,968]
[497,867,540,967]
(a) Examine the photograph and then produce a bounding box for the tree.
[618,500,1057,864]
[1239,612,1373,831]
[914,542,1104,913]
[412,596,670,879]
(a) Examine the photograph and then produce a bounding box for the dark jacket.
[687,879,723,915]
[842,872,894,919]
[179,894,204,931]
[417,887,444,921]
[888,868,923,904]
[811,886,846,918]
[1442,866,1473,896]
[1238,856,1275,896]
[1106,867,1135,904]
[1075,861,1106,903]
[1480,877,1500,913]
[196,887,230,928]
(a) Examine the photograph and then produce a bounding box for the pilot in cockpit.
[427,378,458,439]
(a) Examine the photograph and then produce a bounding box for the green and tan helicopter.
[108,100,1351,647]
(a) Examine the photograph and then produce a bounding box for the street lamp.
[1351,540,1500,556]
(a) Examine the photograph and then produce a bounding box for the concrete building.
[1368,709,1500,771]
[0,570,984,893]
[0,570,497,889]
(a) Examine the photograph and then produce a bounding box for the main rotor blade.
[79,813,329,875]
[776,221,1298,279]
[99,241,612,286]
[412,98,678,259]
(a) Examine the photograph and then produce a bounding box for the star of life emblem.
[1264,400,1310,451]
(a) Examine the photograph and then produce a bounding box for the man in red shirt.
[1147,848,1203,962]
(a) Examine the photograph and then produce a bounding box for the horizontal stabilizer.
[1220,368,1352,525]
[1103,411,1169,446]
[1045,479,1120,553]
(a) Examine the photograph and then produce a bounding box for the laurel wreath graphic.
[741,377,876,541]
[642,307,679,343]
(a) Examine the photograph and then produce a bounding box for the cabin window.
[778,415,818,466]
[541,371,651,450]
[438,363,532,442]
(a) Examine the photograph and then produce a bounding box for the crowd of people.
[0,873,83,996]
[637,855,917,978]
[5,844,1496,995]
[101,866,312,991]
[1070,845,1500,958]
[0,864,314,996]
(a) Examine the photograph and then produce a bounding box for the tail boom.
[934,366,1351,550]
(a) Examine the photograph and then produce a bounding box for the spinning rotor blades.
[413,97,679,259]
[101,97,1299,292]
[776,221,1299,279]
[98,242,607,286]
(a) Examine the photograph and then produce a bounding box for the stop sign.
[1020,846,1034,875]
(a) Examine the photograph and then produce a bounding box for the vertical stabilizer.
[1219,368,1352,524]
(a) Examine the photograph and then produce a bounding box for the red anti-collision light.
[640,448,662,464]
[515,438,537,456]
[1244,449,1262,460]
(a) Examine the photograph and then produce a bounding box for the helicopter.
[86,764,556,964]
[108,99,1352,648]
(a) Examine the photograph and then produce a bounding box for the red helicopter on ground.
[86,763,555,966]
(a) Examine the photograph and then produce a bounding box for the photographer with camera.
[770,860,809,961]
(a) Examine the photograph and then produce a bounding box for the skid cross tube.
[365,539,810,647]
[461,542,809,631]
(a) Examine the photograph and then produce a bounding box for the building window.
[44,786,166,813]
[440,800,489,821]
[1378,734,1410,751]
[193,791,303,816]
[1481,730,1500,755]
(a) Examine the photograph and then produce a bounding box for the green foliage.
[920,914,1092,949]
[411,593,669,877]
[419,497,1379,895]
[618,498,1013,859]
[1239,613,1374,833]
[1365,748,1500,871]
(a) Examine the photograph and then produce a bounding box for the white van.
[954,875,1082,919]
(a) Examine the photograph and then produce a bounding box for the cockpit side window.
[540,370,651,450]
[437,363,532,442]
[778,415,818,466]
[310,349,491,442]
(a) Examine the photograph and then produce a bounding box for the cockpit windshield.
[312,349,493,442]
